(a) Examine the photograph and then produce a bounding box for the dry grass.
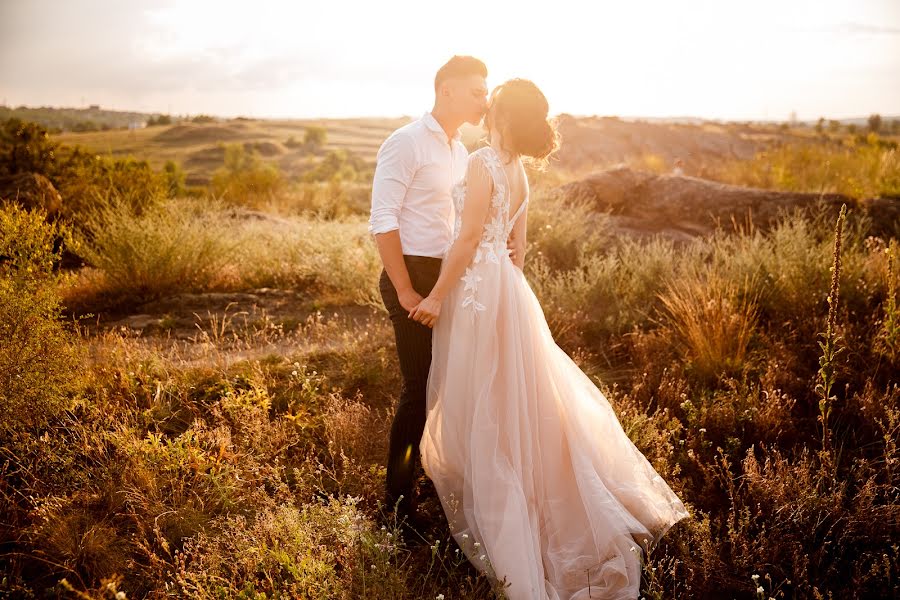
[658,272,758,381]
[67,197,381,311]
[3,133,900,599]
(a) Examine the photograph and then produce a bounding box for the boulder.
[0,172,63,216]
[559,166,900,239]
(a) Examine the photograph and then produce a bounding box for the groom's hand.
[409,295,441,328]
[397,288,424,314]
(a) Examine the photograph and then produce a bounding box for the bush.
[303,125,328,149]
[0,203,81,433]
[163,160,187,197]
[0,118,57,176]
[147,114,173,126]
[302,149,369,183]
[56,148,166,215]
[1,118,167,218]
[211,144,284,203]
[75,198,241,299]
[712,140,900,199]
[289,180,372,219]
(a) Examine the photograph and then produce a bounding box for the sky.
[1,0,899,121]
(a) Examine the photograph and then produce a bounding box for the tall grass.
[711,137,900,199]
[658,272,758,381]
[70,197,381,307]
[76,198,241,299]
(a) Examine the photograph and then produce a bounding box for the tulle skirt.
[420,255,690,600]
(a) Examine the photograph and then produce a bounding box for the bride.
[410,79,690,599]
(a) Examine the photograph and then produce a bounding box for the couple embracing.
[369,55,689,600]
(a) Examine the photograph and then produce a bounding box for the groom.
[369,55,488,532]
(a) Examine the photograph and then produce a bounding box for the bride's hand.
[507,235,518,262]
[409,295,442,328]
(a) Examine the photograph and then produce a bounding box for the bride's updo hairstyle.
[487,78,560,166]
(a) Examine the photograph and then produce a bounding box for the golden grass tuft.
[658,272,758,381]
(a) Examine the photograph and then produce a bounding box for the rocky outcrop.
[559,166,899,240]
[0,172,63,216]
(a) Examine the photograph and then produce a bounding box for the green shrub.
[0,203,81,433]
[1,118,167,217]
[211,144,284,203]
[303,125,328,149]
[302,149,369,183]
[0,118,57,176]
[163,160,187,197]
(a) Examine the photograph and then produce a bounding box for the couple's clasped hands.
[409,293,441,328]
[395,288,439,328]
[407,236,521,328]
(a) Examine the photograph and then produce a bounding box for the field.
[1,113,899,599]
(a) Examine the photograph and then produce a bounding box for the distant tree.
[304,125,327,150]
[191,114,216,124]
[868,114,882,134]
[828,119,841,133]
[847,123,858,135]
[146,114,172,126]
[815,117,825,134]
[892,120,900,135]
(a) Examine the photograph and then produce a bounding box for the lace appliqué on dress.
[453,148,512,314]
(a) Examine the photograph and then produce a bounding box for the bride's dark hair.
[487,78,560,165]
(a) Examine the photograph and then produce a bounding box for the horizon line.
[3,102,899,125]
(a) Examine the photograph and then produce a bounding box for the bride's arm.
[409,156,492,328]
[507,161,529,270]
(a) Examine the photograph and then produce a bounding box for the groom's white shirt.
[369,112,468,258]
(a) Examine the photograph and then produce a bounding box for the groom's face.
[446,74,488,126]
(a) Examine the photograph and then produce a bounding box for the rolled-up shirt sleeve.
[369,131,416,235]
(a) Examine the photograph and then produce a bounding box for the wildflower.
[116,593,126,600]
[462,533,469,539]
[480,554,486,561]
[757,586,764,594]
[698,428,707,433]
[752,574,759,581]
[474,541,481,548]
[291,370,298,376]
[436,595,445,600]
[629,546,637,553]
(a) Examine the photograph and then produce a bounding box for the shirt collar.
[422,111,461,143]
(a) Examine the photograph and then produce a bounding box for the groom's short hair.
[435,55,487,92]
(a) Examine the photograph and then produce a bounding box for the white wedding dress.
[419,146,690,600]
